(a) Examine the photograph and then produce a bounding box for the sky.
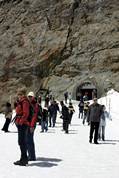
[0,89,119,178]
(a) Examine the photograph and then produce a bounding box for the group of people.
[78,100,90,125]
[1,88,111,166]
[64,91,72,104]
[60,101,75,133]
[1,87,76,166]
[78,96,111,144]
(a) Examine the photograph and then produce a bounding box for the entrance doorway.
[76,82,97,101]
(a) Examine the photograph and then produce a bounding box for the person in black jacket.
[87,98,103,144]
[60,101,70,134]
[68,102,75,125]
[2,102,12,132]
[48,101,59,127]
[41,106,48,132]
[78,100,84,119]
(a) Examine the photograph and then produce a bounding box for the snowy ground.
[0,89,119,178]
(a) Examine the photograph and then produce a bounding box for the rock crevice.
[0,0,119,109]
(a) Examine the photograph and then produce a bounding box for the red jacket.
[15,96,30,126]
[30,100,39,128]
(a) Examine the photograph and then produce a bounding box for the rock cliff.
[0,0,119,108]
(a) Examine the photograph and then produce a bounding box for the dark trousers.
[101,126,105,140]
[49,114,57,127]
[52,114,57,127]
[82,111,88,124]
[49,115,51,127]
[17,125,28,161]
[41,120,48,132]
[98,126,105,141]
[63,120,69,133]
[89,122,99,143]
[69,113,73,124]
[79,111,83,119]
[26,127,36,160]
[65,97,68,104]
[2,118,11,132]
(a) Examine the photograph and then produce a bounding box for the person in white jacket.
[98,105,111,141]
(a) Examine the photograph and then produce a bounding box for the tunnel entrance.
[76,82,97,101]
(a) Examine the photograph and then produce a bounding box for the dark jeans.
[79,111,83,119]
[63,120,69,133]
[26,127,36,160]
[17,125,28,161]
[69,113,73,124]
[82,111,88,124]
[2,118,11,132]
[98,126,105,141]
[41,120,48,132]
[49,114,57,127]
[65,97,68,104]
[89,122,100,143]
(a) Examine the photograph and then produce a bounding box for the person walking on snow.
[27,91,39,161]
[48,101,59,127]
[41,105,48,132]
[60,101,70,134]
[83,102,90,125]
[87,98,102,144]
[2,102,12,132]
[14,87,30,166]
[78,100,84,119]
[68,102,75,125]
[68,92,72,103]
[64,91,68,104]
[98,105,111,141]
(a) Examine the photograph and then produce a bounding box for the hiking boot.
[94,142,99,144]
[65,131,68,134]
[102,136,105,141]
[5,130,10,133]
[89,140,92,143]
[14,160,28,166]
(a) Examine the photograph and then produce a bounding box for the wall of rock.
[0,0,119,109]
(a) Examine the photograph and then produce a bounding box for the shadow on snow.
[28,157,62,167]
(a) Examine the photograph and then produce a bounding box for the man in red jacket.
[14,87,30,166]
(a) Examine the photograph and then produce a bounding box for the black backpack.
[37,105,43,124]
[27,104,34,123]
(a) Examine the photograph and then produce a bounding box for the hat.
[27,91,35,97]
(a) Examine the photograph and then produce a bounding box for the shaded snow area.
[0,89,119,178]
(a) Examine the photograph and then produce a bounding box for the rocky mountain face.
[0,0,119,109]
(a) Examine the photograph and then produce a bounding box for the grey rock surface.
[0,0,119,109]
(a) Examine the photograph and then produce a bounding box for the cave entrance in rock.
[76,82,97,101]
